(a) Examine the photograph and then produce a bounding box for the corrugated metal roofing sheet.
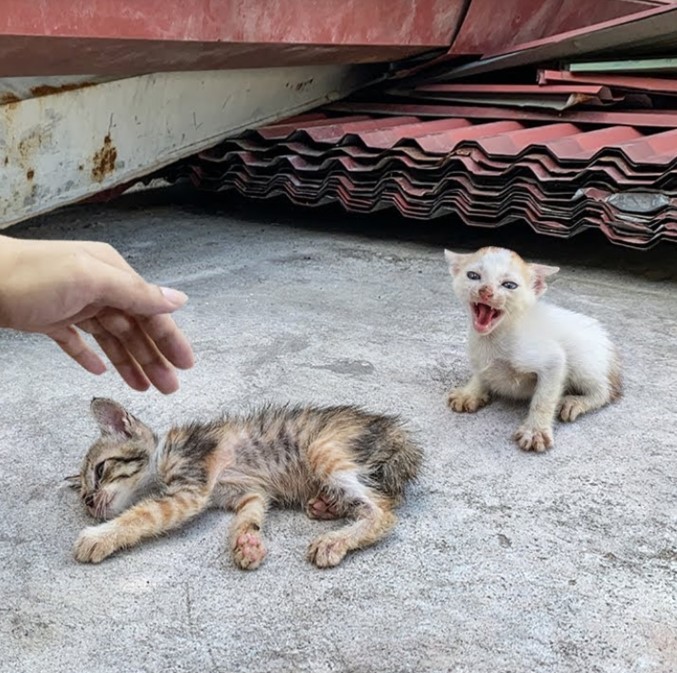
[168,113,677,249]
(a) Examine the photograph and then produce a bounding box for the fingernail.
[161,286,188,306]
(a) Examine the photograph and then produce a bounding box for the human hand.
[0,236,194,394]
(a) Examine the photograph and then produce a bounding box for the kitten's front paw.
[514,425,554,453]
[559,396,585,422]
[232,531,267,570]
[307,533,349,568]
[73,524,119,564]
[447,387,490,413]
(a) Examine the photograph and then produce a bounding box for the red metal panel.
[341,119,472,149]
[0,0,465,76]
[417,83,610,96]
[539,126,644,160]
[412,82,621,109]
[326,101,677,128]
[449,0,665,55]
[0,0,459,43]
[299,118,421,144]
[538,69,677,94]
[422,5,677,81]
[257,116,372,140]
[412,121,525,153]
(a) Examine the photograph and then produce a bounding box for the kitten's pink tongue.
[474,303,495,332]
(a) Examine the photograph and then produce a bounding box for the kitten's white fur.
[445,246,621,452]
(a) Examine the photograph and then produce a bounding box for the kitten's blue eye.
[94,461,106,482]
[502,281,518,290]
[467,271,481,281]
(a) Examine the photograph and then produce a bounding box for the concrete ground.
[1,189,675,673]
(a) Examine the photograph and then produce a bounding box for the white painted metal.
[0,65,378,229]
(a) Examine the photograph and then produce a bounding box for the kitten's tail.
[360,418,423,502]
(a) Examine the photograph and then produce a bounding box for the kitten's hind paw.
[307,533,349,568]
[73,524,119,564]
[305,494,344,521]
[514,425,553,453]
[447,388,490,413]
[232,531,267,570]
[559,396,586,422]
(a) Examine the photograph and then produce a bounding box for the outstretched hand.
[0,236,194,394]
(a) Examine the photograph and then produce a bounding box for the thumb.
[92,264,188,316]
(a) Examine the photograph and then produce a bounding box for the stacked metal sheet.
[173,112,677,249]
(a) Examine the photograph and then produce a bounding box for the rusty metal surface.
[0,65,381,229]
[0,75,114,104]
[0,0,464,76]
[164,113,677,249]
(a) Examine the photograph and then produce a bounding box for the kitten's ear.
[90,398,139,438]
[529,263,560,296]
[444,249,470,276]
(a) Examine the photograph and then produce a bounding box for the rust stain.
[16,129,45,171]
[30,81,97,98]
[26,169,34,180]
[92,134,117,182]
[0,92,21,105]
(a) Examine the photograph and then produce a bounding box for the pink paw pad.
[306,495,343,521]
[233,531,267,570]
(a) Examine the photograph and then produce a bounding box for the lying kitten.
[68,398,422,569]
[444,246,621,452]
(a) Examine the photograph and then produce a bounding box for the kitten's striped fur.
[70,398,422,569]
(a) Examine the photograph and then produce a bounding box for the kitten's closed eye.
[467,271,481,280]
[64,475,81,490]
[94,461,106,483]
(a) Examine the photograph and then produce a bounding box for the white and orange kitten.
[444,246,621,452]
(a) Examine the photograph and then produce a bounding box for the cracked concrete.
[0,189,675,673]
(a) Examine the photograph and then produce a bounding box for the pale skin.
[0,235,194,394]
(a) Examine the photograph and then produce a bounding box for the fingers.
[87,262,188,317]
[77,317,153,392]
[48,326,108,376]
[78,311,184,394]
[138,314,195,370]
[39,241,194,393]
[77,243,191,319]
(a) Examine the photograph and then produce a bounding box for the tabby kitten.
[68,398,422,569]
[444,246,621,452]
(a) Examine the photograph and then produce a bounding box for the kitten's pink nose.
[479,285,494,300]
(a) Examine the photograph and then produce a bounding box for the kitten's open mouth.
[471,302,503,333]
